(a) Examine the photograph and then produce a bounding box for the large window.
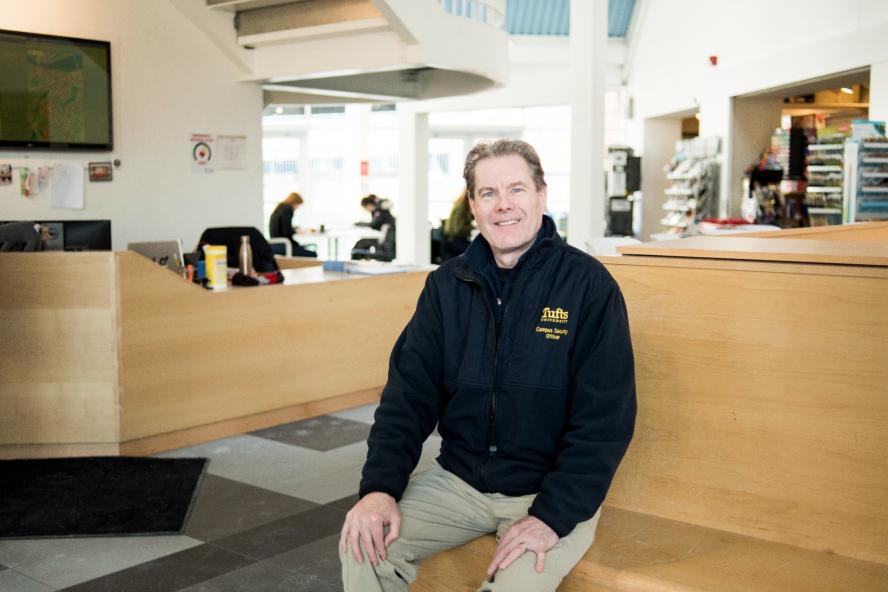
[262,135,302,234]
[366,111,400,206]
[261,103,576,241]
[262,106,368,233]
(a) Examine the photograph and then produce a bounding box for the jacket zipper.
[459,256,534,488]
[489,261,535,457]
[462,276,498,488]
[490,297,509,455]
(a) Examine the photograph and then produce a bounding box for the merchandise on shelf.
[660,137,720,235]
[770,128,790,177]
[846,138,888,221]
[805,138,846,226]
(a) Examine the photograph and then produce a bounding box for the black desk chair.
[198,227,279,272]
[351,223,396,262]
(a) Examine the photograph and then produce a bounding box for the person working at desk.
[268,192,317,258]
[356,194,396,231]
[352,194,396,258]
[339,139,637,591]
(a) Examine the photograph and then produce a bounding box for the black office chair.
[197,227,279,272]
[430,226,444,264]
[351,223,396,262]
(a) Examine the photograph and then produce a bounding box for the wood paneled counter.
[0,252,428,458]
[597,222,888,564]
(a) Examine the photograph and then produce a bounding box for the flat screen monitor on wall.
[0,29,112,150]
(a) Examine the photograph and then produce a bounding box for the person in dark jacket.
[268,192,317,258]
[352,194,397,257]
[339,140,636,592]
[356,193,396,231]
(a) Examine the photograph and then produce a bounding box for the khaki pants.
[341,463,600,592]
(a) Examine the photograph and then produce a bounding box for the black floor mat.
[0,456,207,538]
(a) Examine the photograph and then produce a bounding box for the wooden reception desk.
[0,253,428,458]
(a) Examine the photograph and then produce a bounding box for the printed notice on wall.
[191,133,214,174]
[50,163,85,210]
[216,135,247,170]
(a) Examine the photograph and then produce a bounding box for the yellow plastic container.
[203,245,228,291]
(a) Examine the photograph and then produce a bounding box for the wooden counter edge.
[616,237,888,267]
[596,253,888,279]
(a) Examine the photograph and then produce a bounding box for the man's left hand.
[486,515,559,576]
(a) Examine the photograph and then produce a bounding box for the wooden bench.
[414,230,888,591]
[415,507,888,592]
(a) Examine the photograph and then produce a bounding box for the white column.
[568,0,607,246]
[698,96,732,218]
[639,117,682,241]
[396,107,429,265]
[869,61,888,123]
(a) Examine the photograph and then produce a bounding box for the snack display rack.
[805,140,845,226]
[845,139,888,222]
[661,137,720,235]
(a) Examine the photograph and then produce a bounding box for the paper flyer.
[50,163,85,210]
[216,134,247,170]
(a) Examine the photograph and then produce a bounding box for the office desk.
[0,252,428,458]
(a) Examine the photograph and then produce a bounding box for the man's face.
[469,154,547,265]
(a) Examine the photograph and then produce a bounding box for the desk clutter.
[128,227,286,290]
[183,241,284,290]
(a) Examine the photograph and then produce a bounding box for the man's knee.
[339,545,416,591]
[477,552,566,592]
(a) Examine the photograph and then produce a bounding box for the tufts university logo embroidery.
[540,307,569,324]
[536,307,570,341]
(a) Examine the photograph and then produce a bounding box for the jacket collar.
[455,214,561,282]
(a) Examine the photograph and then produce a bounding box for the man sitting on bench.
[339,139,637,592]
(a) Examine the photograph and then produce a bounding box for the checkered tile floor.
[0,404,441,591]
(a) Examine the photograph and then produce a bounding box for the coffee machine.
[605,146,641,236]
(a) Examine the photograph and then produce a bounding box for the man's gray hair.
[463,139,547,199]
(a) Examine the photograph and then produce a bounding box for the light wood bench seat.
[414,506,888,592]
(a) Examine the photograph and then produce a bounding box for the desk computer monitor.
[62,220,112,251]
[0,219,112,251]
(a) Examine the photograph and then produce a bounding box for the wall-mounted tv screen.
[0,29,112,150]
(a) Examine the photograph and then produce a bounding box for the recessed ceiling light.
[274,106,284,114]
[840,87,854,94]
[694,112,701,120]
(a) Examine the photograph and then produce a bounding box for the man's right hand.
[339,492,401,567]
